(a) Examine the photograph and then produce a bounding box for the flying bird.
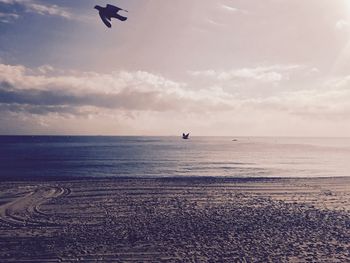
[182,133,190,140]
[94,4,128,28]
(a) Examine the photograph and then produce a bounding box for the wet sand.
[0,177,349,262]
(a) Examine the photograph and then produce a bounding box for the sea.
[0,136,350,179]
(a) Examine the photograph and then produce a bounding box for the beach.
[0,177,349,262]
[2,0,350,261]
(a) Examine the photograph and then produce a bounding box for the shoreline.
[0,176,349,262]
[1,175,350,181]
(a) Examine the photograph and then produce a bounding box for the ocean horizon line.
[1,134,350,139]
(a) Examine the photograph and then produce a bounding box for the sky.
[1,0,350,136]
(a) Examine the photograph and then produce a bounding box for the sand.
[0,177,349,262]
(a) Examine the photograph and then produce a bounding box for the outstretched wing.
[112,13,127,21]
[106,4,123,12]
[99,13,112,28]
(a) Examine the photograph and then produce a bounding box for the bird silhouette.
[94,4,128,28]
[182,133,190,139]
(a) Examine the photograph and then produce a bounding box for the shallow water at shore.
[1,136,350,179]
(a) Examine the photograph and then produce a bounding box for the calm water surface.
[0,136,350,178]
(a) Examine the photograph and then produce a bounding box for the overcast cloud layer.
[1,0,350,136]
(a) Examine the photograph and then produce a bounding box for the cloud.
[0,64,236,117]
[220,4,248,15]
[207,18,226,27]
[336,20,350,30]
[0,103,79,116]
[221,5,238,12]
[0,11,19,23]
[0,81,180,111]
[219,68,283,82]
[0,0,72,19]
[2,62,347,119]
[2,62,350,135]
[25,2,71,19]
[188,65,301,83]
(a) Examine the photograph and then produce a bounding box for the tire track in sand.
[0,186,70,226]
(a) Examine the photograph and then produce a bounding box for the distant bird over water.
[94,4,128,28]
[182,133,190,140]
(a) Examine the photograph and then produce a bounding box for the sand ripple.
[0,186,69,227]
[0,178,349,262]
